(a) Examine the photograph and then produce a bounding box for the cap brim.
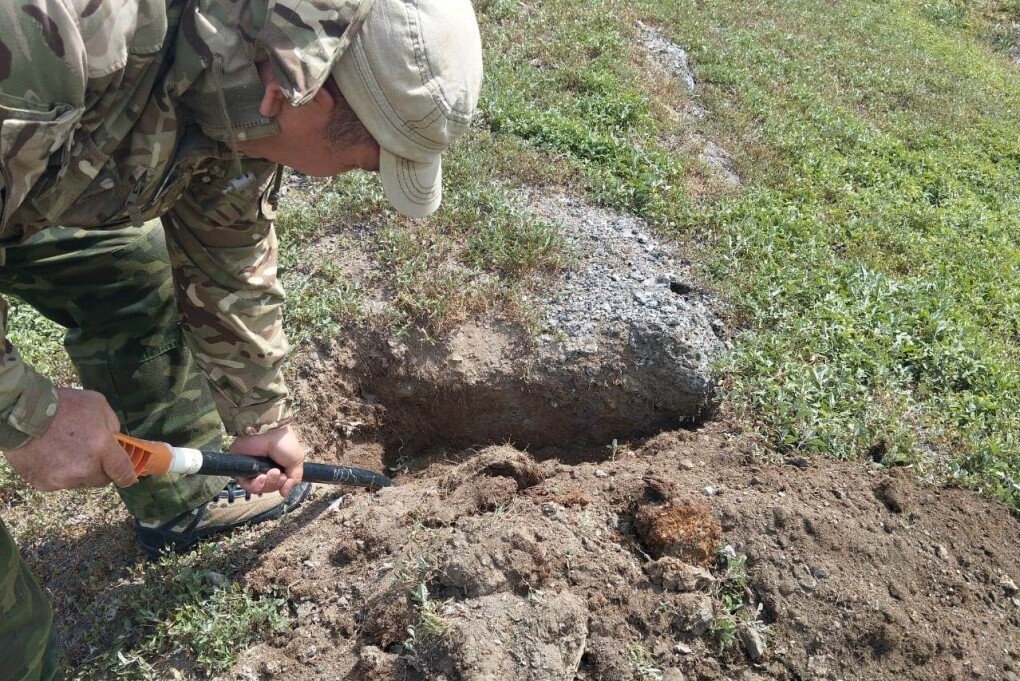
[379,147,442,219]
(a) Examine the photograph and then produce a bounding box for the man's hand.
[229,424,305,496]
[3,388,137,491]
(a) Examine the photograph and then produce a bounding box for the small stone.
[594,469,609,479]
[674,593,714,635]
[832,489,845,500]
[934,544,950,561]
[680,459,696,471]
[703,486,716,496]
[541,502,563,517]
[674,642,693,655]
[1000,574,1019,596]
[297,645,318,663]
[205,571,229,589]
[662,669,686,681]
[738,625,767,661]
[263,659,283,675]
[807,654,830,678]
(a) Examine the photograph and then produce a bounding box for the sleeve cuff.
[0,366,58,450]
[215,395,294,437]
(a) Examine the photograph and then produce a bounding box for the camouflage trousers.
[0,219,230,680]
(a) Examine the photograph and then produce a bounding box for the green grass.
[70,543,286,679]
[4,0,1020,674]
[276,146,566,338]
[470,0,1020,507]
[641,0,1020,506]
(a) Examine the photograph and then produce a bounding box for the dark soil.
[10,335,1020,681]
[212,349,1020,681]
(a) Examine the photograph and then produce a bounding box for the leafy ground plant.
[70,542,285,679]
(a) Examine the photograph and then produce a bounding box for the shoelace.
[216,481,253,504]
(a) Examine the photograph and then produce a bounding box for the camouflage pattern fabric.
[0,220,230,678]
[0,220,228,522]
[0,0,374,447]
[171,0,375,144]
[0,0,375,670]
[0,519,57,681]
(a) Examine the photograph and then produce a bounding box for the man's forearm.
[162,158,293,436]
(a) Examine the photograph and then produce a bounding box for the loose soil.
[210,348,1020,681]
[10,331,1020,681]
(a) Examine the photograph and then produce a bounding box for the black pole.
[197,451,393,490]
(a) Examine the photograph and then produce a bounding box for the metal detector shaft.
[197,451,394,490]
[117,433,395,490]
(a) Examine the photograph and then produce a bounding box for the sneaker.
[134,480,312,559]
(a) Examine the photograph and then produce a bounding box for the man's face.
[234,65,380,177]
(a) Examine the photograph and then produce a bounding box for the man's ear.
[257,77,336,118]
[258,81,289,118]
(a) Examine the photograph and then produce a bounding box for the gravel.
[525,193,722,382]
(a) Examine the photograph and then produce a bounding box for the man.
[0,0,482,675]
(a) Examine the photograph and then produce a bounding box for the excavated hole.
[297,321,717,471]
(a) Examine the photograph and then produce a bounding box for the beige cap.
[332,0,483,218]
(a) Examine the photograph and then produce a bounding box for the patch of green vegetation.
[276,142,566,338]
[628,644,664,680]
[473,0,1020,508]
[922,0,971,27]
[371,160,565,335]
[70,543,286,679]
[480,1,688,223]
[6,298,75,385]
[710,549,759,652]
[607,0,1020,508]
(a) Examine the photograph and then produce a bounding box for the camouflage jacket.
[0,0,372,448]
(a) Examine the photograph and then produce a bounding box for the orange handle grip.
[115,434,174,478]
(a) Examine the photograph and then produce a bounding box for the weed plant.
[70,543,285,679]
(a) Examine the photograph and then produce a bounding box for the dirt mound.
[222,426,1020,681]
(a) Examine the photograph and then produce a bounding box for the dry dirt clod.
[422,592,588,681]
[872,478,909,514]
[674,593,715,635]
[646,557,715,592]
[807,654,831,679]
[738,624,768,661]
